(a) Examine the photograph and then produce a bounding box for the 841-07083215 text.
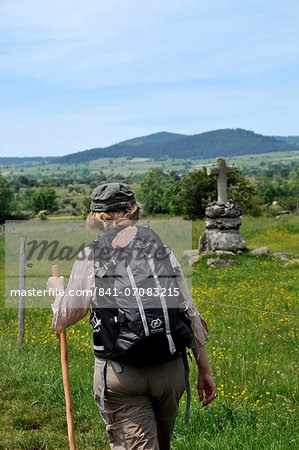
[96,287,180,297]
[10,286,180,298]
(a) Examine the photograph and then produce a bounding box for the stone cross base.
[199,200,246,252]
[199,229,246,252]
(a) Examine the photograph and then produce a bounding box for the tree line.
[137,165,298,218]
[0,162,298,223]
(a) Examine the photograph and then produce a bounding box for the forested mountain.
[0,129,298,166]
[52,128,298,164]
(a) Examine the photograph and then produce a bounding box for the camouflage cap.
[90,182,136,213]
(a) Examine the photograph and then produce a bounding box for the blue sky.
[0,0,298,157]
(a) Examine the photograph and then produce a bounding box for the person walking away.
[48,182,216,450]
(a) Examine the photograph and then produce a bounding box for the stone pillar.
[199,157,246,253]
[199,200,246,252]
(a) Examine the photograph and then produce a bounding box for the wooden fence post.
[18,237,26,348]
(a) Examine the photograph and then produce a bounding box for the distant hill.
[0,129,298,166]
[50,131,188,164]
[0,156,55,166]
[51,128,299,165]
[272,136,299,146]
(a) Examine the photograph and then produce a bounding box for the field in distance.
[1,150,299,180]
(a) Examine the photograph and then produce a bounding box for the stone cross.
[207,157,235,203]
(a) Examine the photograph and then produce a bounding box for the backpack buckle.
[90,311,101,331]
[109,314,126,326]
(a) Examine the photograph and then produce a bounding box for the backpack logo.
[150,318,163,333]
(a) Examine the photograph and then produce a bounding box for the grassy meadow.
[0,216,298,449]
[2,150,299,180]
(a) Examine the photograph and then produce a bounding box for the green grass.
[0,216,298,449]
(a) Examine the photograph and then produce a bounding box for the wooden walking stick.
[52,265,76,450]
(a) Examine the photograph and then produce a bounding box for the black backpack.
[90,224,193,422]
[90,223,193,364]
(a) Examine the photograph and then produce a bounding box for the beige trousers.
[94,356,186,450]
